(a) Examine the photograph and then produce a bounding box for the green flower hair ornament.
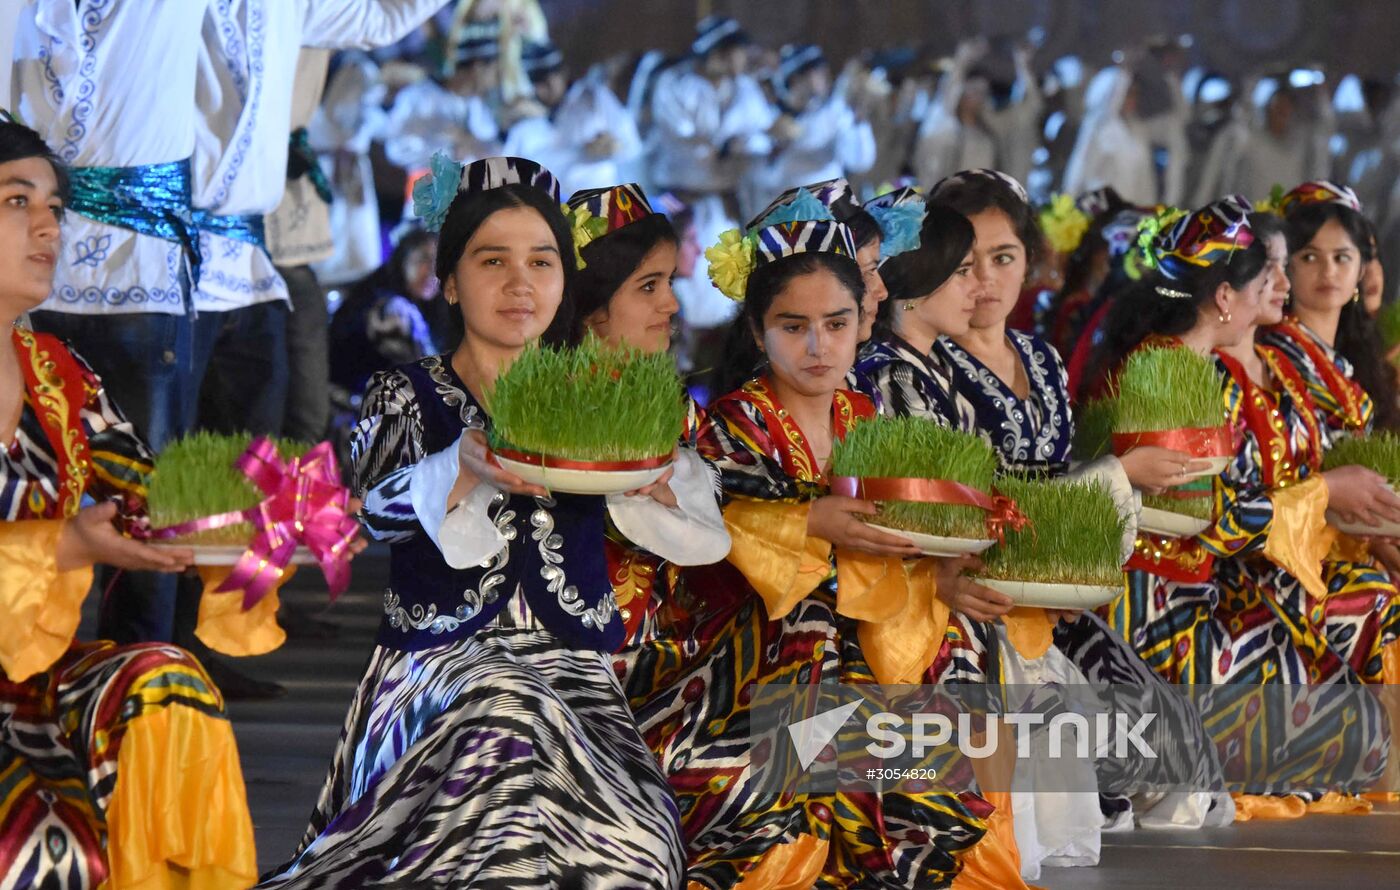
[1125,206,1187,280]
[705,228,758,302]
[1038,193,1092,255]
[563,204,609,270]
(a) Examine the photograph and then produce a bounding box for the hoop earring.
[1218,310,1232,324]
[445,292,458,305]
[1352,288,1362,304]
[903,301,917,311]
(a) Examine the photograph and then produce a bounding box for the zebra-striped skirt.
[260,626,685,889]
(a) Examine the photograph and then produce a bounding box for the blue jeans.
[28,310,209,643]
[193,301,290,436]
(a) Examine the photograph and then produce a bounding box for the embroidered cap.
[412,154,562,232]
[775,44,827,96]
[1277,180,1363,216]
[932,168,1032,207]
[565,183,657,255]
[1075,186,1126,220]
[692,16,748,57]
[454,19,501,67]
[1149,195,1255,295]
[707,193,855,301]
[748,178,860,230]
[522,41,564,79]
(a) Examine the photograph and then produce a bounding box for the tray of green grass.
[1138,478,1215,538]
[974,475,1127,608]
[1112,346,1231,477]
[486,337,685,495]
[830,416,998,556]
[1073,398,1116,462]
[147,433,321,563]
[1322,433,1400,537]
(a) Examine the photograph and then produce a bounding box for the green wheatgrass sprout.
[830,416,998,538]
[146,433,313,544]
[1142,488,1215,521]
[1377,301,1400,352]
[485,335,684,461]
[980,475,1127,586]
[1322,432,1400,484]
[1113,346,1225,433]
[1073,398,1117,461]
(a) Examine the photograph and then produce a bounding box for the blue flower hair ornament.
[868,200,926,259]
[411,151,463,233]
[756,188,834,228]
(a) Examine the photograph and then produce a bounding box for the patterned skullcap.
[454,19,500,66]
[565,184,657,254]
[522,41,564,78]
[931,168,1031,207]
[1075,186,1126,220]
[692,16,748,57]
[1152,194,1255,286]
[748,178,860,230]
[775,44,826,93]
[412,154,561,232]
[705,195,855,301]
[461,156,560,202]
[1277,180,1363,216]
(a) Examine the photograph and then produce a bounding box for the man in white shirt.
[914,37,1044,187]
[746,44,875,212]
[503,41,643,196]
[382,18,502,176]
[648,16,775,376]
[190,0,455,446]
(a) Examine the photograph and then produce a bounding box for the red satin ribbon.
[492,447,673,473]
[152,439,359,610]
[1111,425,1233,458]
[829,476,1028,542]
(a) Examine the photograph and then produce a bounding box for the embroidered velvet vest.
[378,360,622,652]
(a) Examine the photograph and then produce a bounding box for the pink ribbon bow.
[152,438,359,610]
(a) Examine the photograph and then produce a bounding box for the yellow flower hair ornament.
[1039,193,1092,255]
[562,204,609,270]
[1253,184,1286,216]
[705,228,757,302]
[1124,206,1187,281]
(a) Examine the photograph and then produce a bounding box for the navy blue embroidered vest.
[377,359,622,652]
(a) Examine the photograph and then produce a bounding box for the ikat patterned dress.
[260,354,685,889]
[620,376,992,889]
[0,329,255,890]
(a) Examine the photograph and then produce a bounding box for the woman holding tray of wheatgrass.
[1090,197,1396,811]
[557,181,732,650]
[848,178,1229,864]
[0,118,259,888]
[621,196,1023,888]
[260,157,731,888]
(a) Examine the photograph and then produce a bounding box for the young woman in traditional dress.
[560,182,730,651]
[1094,197,1398,816]
[0,118,259,890]
[624,196,1028,888]
[855,174,1229,872]
[1261,181,1400,433]
[263,157,727,888]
